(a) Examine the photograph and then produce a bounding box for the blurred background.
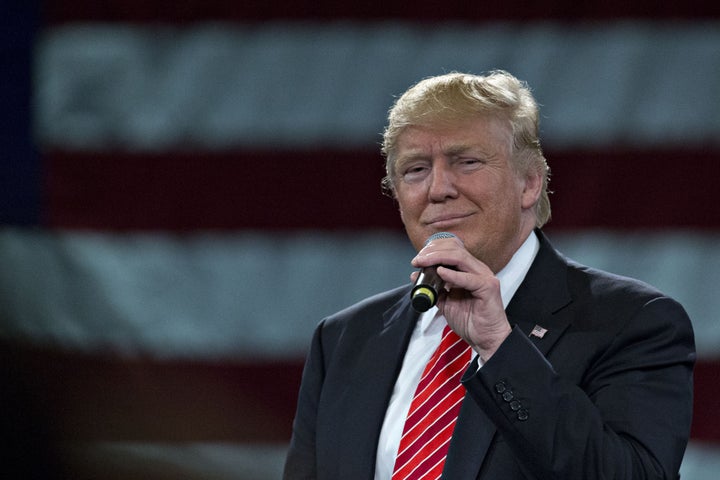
[2,1,719,478]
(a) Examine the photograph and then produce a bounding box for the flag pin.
[530,325,548,339]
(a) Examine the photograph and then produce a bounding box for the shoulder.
[322,284,411,331]
[537,231,692,337]
[558,257,694,356]
[308,284,412,368]
[564,257,680,314]
[539,230,678,311]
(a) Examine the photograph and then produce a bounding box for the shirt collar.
[417,230,540,333]
[497,230,540,309]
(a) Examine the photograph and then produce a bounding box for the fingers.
[409,237,509,359]
[410,236,498,303]
[411,236,468,270]
[412,239,491,281]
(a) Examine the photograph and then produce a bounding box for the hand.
[411,236,512,362]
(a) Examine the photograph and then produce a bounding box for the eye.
[455,157,484,171]
[400,162,430,183]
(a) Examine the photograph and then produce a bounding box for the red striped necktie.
[391,325,472,480]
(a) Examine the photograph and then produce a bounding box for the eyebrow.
[396,144,474,163]
[394,151,430,169]
[442,144,474,157]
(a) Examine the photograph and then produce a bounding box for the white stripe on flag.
[35,21,720,151]
[0,228,718,359]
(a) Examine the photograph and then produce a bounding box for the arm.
[284,321,327,480]
[463,296,695,479]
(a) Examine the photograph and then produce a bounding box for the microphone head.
[425,231,456,245]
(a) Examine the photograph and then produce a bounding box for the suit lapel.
[506,230,573,357]
[325,290,419,479]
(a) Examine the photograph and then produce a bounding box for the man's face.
[392,115,540,273]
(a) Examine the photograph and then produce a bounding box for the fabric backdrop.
[2,1,719,478]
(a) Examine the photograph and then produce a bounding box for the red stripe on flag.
[42,0,720,24]
[44,149,402,232]
[3,342,718,444]
[549,148,720,230]
[44,148,720,231]
[691,360,720,444]
[2,341,302,443]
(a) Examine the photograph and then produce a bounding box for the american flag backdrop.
[2,1,720,478]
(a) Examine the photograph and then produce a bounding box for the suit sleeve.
[461,296,695,479]
[283,320,327,480]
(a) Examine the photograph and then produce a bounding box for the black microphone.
[410,232,457,312]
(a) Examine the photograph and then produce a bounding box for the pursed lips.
[423,212,474,227]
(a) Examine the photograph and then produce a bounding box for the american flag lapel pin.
[530,324,548,339]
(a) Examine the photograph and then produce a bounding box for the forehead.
[395,116,512,158]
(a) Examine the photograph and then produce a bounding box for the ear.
[520,168,543,210]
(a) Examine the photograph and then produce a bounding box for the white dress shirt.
[373,231,540,480]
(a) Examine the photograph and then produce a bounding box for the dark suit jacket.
[284,230,695,479]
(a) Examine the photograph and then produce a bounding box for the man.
[284,71,695,479]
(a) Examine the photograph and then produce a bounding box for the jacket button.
[502,391,514,402]
[517,409,529,421]
[495,381,507,394]
[510,400,522,411]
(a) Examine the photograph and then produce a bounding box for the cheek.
[396,197,412,227]
[395,188,421,218]
[398,202,420,228]
[398,204,407,224]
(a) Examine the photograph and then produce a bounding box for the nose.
[427,161,458,202]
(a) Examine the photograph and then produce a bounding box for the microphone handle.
[411,266,444,312]
[410,232,457,312]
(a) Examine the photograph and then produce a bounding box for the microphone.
[410,232,457,312]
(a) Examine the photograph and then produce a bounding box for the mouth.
[424,213,473,228]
